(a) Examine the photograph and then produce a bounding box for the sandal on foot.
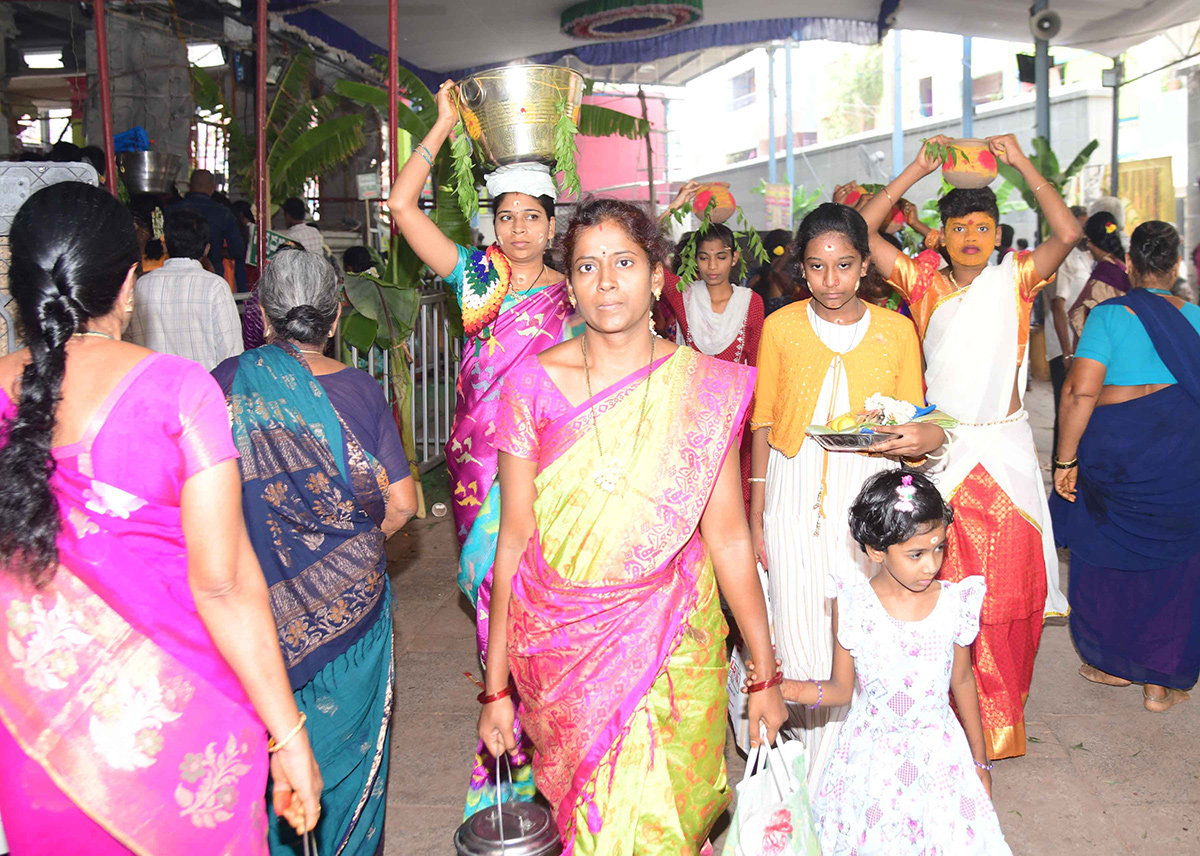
[1079,664,1131,687]
[1143,687,1190,713]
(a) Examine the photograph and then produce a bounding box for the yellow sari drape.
[502,348,755,855]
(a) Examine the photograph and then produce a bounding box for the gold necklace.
[72,330,115,341]
[581,332,655,493]
[298,348,324,355]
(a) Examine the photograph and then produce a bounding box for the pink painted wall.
[575,92,671,208]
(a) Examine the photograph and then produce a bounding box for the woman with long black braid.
[0,182,320,853]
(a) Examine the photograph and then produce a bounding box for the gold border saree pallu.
[506,349,755,854]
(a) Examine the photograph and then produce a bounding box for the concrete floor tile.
[1042,712,1200,807]
[388,713,478,807]
[1027,625,1125,718]
[991,759,1129,855]
[383,804,465,855]
[1104,802,1200,853]
[391,593,451,655]
[394,652,482,714]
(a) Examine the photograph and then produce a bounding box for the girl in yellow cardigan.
[749,203,944,790]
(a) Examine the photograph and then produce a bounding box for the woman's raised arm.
[385,79,463,279]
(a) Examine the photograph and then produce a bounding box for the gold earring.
[567,291,577,308]
[126,299,134,313]
[653,287,662,301]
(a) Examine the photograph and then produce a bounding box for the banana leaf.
[577,104,649,140]
[270,114,366,200]
[333,79,434,141]
[1063,139,1100,182]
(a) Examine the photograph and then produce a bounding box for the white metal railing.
[343,290,460,474]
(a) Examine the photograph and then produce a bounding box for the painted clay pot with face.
[692,182,736,224]
[941,139,998,189]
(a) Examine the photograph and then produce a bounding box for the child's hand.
[901,199,920,226]
[986,134,1027,168]
[832,182,859,206]
[742,657,784,688]
[976,764,993,798]
[914,135,951,174]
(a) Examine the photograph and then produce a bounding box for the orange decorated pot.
[693,182,736,223]
[942,139,998,189]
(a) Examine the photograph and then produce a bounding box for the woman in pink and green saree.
[0,183,321,854]
[389,80,580,816]
[477,198,786,854]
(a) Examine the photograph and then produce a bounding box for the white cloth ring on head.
[485,163,558,201]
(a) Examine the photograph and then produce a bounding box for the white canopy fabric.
[311,0,1200,76]
[893,0,1200,57]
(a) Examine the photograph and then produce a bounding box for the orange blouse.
[751,300,925,457]
[887,249,1050,365]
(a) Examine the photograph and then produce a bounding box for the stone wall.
[84,16,192,161]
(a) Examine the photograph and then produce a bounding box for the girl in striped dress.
[748,203,944,789]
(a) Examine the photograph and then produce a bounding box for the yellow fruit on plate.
[827,414,859,432]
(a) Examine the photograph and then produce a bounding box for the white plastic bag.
[727,562,773,754]
[723,727,820,856]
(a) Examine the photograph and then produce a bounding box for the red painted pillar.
[92,0,118,196]
[387,0,399,236]
[255,0,268,266]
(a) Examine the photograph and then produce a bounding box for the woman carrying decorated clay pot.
[861,133,1081,761]
[387,79,576,818]
[749,202,942,791]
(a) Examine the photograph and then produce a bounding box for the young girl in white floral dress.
[754,470,1011,854]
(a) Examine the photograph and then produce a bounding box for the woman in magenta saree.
[477,198,785,853]
[0,183,319,854]
[389,81,578,814]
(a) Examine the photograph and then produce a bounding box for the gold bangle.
[882,187,895,205]
[748,477,767,484]
[268,712,307,754]
[1032,183,1047,195]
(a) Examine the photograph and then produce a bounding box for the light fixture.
[24,49,64,70]
[266,57,289,86]
[188,43,225,68]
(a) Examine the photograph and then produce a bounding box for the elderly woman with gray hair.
[213,247,416,855]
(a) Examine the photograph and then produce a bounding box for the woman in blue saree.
[1052,221,1200,713]
[215,249,418,853]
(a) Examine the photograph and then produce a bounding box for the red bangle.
[746,671,783,694]
[477,685,515,705]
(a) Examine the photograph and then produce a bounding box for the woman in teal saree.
[216,249,417,855]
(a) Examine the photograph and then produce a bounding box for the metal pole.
[784,38,794,191]
[962,36,974,138]
[638,87,655,213]
[892,30,904,178]
[1110,57,1122,196]
[1033,0,1051,146]
[767,46,777,184]
[92,0,118,196]
[387,0,399,236]
[255,0,268,268]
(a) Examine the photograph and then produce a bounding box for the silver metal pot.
[455,64,584,168]
[116,151,182,195]
[453,801,562,856]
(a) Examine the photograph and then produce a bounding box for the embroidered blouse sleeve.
[887,249,942,310]
[1015,249,1052,302]
[496,361,543,461]
[177,362,239,479]
[750,315,780,429]
[440,243,474,303]
[953,578,987,646]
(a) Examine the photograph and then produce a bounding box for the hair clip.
[894,474,916,513]
[772,245,786,256]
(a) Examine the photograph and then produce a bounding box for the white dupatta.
[677,281,752,356]
[922,254,1069,616]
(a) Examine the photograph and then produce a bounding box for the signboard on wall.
[763,182,793,231]
[356,172,380,200]
[246,224,297,266]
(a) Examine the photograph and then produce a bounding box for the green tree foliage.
[820,46,884,141]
